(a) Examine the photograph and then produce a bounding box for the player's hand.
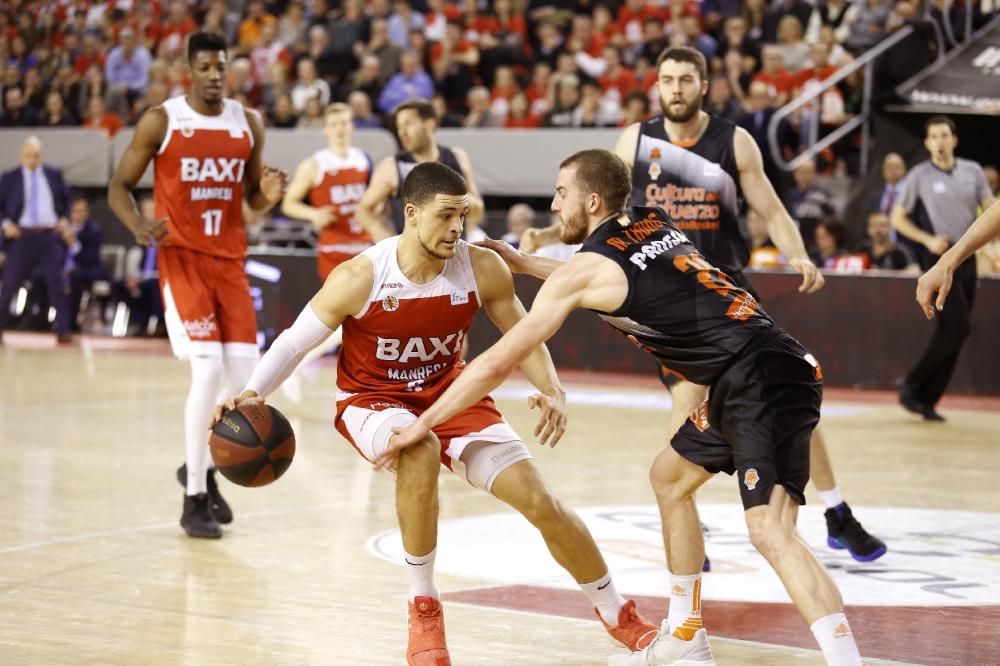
[520,226,557,254]
[529,388,567,448]
[475,237,525,273]
[261,165,289,203]
[210,389,264,429]
[312,206,336,228]
[788,257,825,293]
[134,216,169,247]
[376,420,433,470]
[925,235,950,256]
[916,261,953,320]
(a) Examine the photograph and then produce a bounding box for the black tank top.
[388,146,464,232]
[579,206,776,386]
[630,114,748,275]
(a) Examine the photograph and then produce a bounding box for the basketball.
[209,403,295,487]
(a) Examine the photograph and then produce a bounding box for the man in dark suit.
[65,196,107,333]
[0,136,73,344]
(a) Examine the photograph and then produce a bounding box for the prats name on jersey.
[336,237,481,407]
[154,96,253,259]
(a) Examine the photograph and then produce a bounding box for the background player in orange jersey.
[213,163,659,665]
[354,99,485,241]
[385,150,864,666]
[108,32,287,539]
[279,102,372,370]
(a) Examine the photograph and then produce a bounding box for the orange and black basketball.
[209,403,295,487]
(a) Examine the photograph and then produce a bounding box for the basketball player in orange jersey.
[354,99,485,241]
[384,149,864,666]
[108,32,287,539]
[280,102,372,362]
[528,47,885,564]
[213,163,659,665]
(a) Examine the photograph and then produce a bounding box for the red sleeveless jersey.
[308,146,373,256]
[336,237,481,409]
[154,96,253,260]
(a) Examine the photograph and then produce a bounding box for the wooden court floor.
[2,334,999,666]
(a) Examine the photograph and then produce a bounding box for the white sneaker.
[608,622,715,666]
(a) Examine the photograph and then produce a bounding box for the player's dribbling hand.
[376,420,433,470]
[915,262,953,320]
[475,237,524,273]
[209,389,264,429]
[528,388,567,448]
[261,165,289,203]
[134,216,169,247]
[788,257,825,293]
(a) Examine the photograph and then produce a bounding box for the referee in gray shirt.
[892,116,996,421]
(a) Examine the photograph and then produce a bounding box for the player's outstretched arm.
[354,157,397,241]
[377,253,626,467]
[734,127,823,294]
[281,157,333,230]
[108,107,169,246]
[471,245,567,446]
[917,201,1000,319]
[475,237,567,279]
[212,257,374,424]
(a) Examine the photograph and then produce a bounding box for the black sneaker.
[898,383,925,416]
[181,493,223,539]
[176,464,233,524]
[922,406,946,422]
[825,502,886,562]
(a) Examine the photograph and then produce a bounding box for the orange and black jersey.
[630,114,747,275]
[580,206,777,386]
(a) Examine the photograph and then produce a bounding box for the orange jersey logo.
[744,468,760,491]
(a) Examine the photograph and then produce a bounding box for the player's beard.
[660,95,700,123]
[559,204,589,244]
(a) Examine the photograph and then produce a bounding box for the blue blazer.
[72,218,105,275]
[0,164,71,225]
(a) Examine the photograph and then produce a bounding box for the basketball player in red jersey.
[282,102,373,281]
[108,32,287,539]
[213,163,659,665]
[281,102,372,364]
[354,99,485,241]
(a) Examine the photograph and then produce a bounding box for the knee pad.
[457,439,532,493]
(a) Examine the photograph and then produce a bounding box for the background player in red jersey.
[385,150,863,666]
[213,163,658,665]
[281,102,373,282]
[108,32,287,539]
[280,102,372,372]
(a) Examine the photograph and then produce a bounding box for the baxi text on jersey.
[329,183,366,205]
[629,230,689,270]
[376,331,465,363]
[180,157,246,183]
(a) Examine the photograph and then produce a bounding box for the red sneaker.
[597,599,660,650]
[407,596,451,666]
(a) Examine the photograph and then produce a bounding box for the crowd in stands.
[1,0,993,172]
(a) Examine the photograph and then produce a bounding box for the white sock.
[404,547,438,600]
[579,572,627,626]
[818,487,844,510]
[810,613,862,665]
[666,573,703,639]
[185,355,225,495]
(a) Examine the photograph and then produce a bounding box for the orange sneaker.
[407,596,451,666]
[598,599,660,651]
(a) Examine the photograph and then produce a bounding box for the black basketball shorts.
[671,328,823,510]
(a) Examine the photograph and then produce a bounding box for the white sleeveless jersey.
[336,236,481,406]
